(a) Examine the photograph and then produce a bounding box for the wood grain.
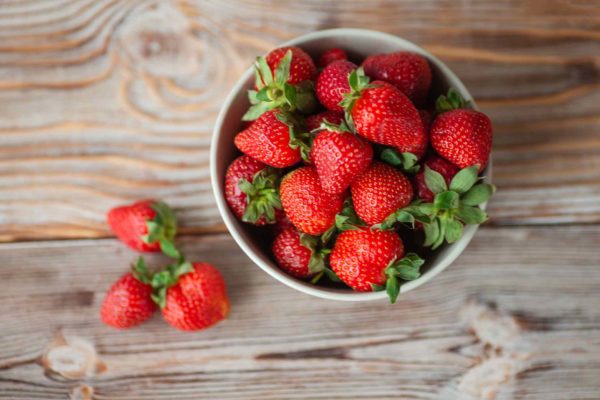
[0,226,599,399]
[0,0,599,241]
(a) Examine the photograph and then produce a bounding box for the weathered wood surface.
[0,0,599,241]
[0,226,599,399]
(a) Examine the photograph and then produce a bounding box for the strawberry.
[265,46,316,85]
[100,264,156,329]
[271,210,295,235]
[413,155,459,202]
[329,228,424,303]
[316,60,357,111]
[244,47,316,120]
[430,89,493,171]
[160,262,230,331]
[272,227,328,279]
[342,69,427,158]
[280,167,345,235]
[362,52,432,105]
[350,162,413,225]
[225,155,282,225]
[311,122,373,194]
[107,200,179,257]
[235,110,302,168]
[305,110,344,131]
[430,109,492,171]
[318,48,348,68]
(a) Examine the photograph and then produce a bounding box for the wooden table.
[1,1,599,399]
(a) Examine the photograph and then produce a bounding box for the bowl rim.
[210,28,491,301]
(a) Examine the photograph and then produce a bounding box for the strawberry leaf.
[274,50,292,86]
[424,166,448,194]
[444,219,464,243]
[435,88,471,113]
[256,56,273,85]
[239,168,282,224]
[449,165,479,193]
[380,148,420,174]
[242,102,272,121]
[386,275,400,304]
[461,183,496,206]
[456,205,488,225]
[423,219,440,247]
[324,267,341,283]
[434,191,460,211]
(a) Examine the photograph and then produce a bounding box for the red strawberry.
[318,48,348,68]
[225,155,282,225]
[235,110,301,168]
[362,52,432,104]
[162,262,230,331]
[272,227,324,279]
[265,46,316,85]
[305,110,344,131]
[350,162,413,225]
[316,60,357,111]
[271,209,294,235]
[100,272,156,329]
[413,155,459,202]
[280,167,345,235]
[342,71,427,158]
[330,228,403,291]
[430,109,492,171]
[107,200,177,255]
[311,125,373,194]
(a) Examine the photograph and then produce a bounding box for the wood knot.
[117,3,200,77]
[70,384,94,400]
[39,330,106,380]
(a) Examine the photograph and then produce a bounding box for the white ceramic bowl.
[211,28,491,301]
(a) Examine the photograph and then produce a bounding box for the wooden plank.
[0,226,599,399]
[0,0,599,241]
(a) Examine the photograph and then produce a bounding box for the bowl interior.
[211,29,489,301]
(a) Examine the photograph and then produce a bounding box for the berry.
[350,162,413,225]
[100,272,156,329]
[316,60,356,111]
[272,228,316,279]
[304,110,344,131]
[413,155,459,202]
[362,52,431,104]
[342,71,427,158]
[430,109,492,171]
[318,48,348,68]
[235,110,301,168]
[107,200,177,255]
[162,262,230,331]
[265,46,316,85]
[311,125,373,194]
[225,155,281,225]
[280,167,345,235]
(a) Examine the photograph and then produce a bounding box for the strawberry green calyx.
[143,201,180,259]
[299,233,341,285]
[238,168,282,224]
[243,51,316,121]
[131,256,154,285]
[321,199,365,244]
[275,112,312,162]
[376,200,432,231]
[380,148,420,174]
[372,253,425,304]
[435,88,472,114]
[319,119,352,134]
[340,67,374,131]
[419,165,496,249]
[149,259,193,309]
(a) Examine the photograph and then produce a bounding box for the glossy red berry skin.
[100,273,156,329]
[225,155,270,226]
[162,263,230,331]
[350,162,413,225]
[362,52,432,105]
[107,200,159,252]
[351,81,427,158]
[413,155,460,202]
[330,229,405,291]
[318,48,348,68]
[304,110,344,131]
[234,110,301,168]
[280,167,345,235]
[316,60,357,111]
[311,128,373,194]
[430,109,493,171]
[266,46,316,85]
[272,227,314,279]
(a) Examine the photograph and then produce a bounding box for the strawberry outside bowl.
[210,28,492,301]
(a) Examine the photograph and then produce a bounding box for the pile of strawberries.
[225,46,495,303]
[101,200,229,330]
